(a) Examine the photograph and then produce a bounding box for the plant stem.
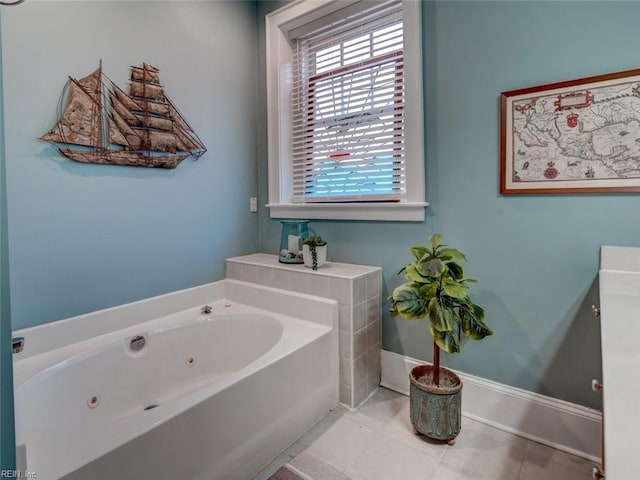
[311,245,317,270]
[433,342,440,386]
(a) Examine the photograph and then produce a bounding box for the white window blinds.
[291,0,405,203]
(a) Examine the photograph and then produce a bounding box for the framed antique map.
[500,68,640,194]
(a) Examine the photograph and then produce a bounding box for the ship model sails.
[42,63,206,169]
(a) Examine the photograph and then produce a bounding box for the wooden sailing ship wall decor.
[41,62,207,169]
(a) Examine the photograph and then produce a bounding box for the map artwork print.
[500,69,640,194]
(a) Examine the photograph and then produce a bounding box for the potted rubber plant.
[302,236,327,270]
[388,233,493,444]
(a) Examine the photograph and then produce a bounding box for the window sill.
[267,202,428,222]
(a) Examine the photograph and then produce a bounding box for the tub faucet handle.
[201,305,212,314]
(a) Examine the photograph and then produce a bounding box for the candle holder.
[278,220,313,264]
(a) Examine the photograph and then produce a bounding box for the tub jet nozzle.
[129,335,146,352]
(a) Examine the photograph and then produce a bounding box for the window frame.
[266,0,427,221]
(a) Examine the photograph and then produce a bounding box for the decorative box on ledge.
[226,253,382,409]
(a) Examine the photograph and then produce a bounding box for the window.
[266,0,426,221]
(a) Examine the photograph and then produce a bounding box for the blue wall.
[258,0,640,409]
[0,10,16,471]
[2,1,259,329]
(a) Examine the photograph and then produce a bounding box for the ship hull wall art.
[41,62,206,169]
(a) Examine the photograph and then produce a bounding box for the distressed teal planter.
[410,365,462,444]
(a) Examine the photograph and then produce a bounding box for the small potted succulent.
[389,233,493,444]
[302,236,327,270]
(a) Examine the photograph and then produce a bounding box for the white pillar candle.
[287,235,299,253]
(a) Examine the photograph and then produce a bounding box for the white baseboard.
[380,350,602,462]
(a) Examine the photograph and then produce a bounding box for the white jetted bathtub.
[12,279,338,480]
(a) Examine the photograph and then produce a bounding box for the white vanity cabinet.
[597,245,640,479]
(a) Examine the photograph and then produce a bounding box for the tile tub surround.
[226,254,382,408]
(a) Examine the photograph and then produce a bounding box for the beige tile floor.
[254,387,594,480]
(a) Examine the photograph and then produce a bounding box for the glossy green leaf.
[439,248,467,261]
[391,283,428,320]
[430,325,461,354]
[446,261,464,280]
[388,295,399,317]
[417,258,446,277]
[473,303,486,319]
[409,246,430,261]
[442,282,468,299]
[428,233,444,250]
[419,283,438,299]
[459,304,493,340]
[404,264,428,283]
[427,297,454,332]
